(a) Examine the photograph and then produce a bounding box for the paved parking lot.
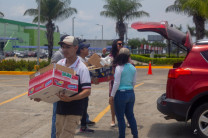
[0,68,197,138]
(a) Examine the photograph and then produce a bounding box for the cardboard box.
[89,66,114,84]
[87,53,114,84]
[87,53,103,68]
[28,64,79,103]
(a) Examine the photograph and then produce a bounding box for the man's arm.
[57,89,91,102]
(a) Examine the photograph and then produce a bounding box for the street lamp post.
[72,17,75,36]
[4,23,7,48]
[96,24,103,40]
[37,0,41,65]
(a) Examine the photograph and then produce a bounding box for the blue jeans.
[114,90,138,138]
[51,102,57,138]
[86,113,90,123]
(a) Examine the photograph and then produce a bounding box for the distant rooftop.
[0,18,46,29]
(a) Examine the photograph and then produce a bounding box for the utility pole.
[96,24,103,40]
[72,17,75,36]
[37,0,41,65]
[125,23,128,44]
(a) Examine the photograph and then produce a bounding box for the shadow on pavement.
[147,122,197,138]
[75,129,118,138]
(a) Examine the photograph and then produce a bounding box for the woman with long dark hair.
[109,48,138,138]
[108,39,124,127]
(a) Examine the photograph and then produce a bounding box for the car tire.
[192,103,208,138]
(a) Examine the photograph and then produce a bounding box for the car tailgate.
[131,21,193,50]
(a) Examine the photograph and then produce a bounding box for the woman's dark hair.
[113,53,130,66]
[111,39,123,59]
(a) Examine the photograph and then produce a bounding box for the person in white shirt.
[109,48,138,138]
[76,43,96,132]
[56,36,91,138]
[77,43,90,63]
[51,34,69,138]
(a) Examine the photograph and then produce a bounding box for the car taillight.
[168,68,192,79]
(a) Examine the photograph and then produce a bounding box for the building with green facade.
[0,18,60,51]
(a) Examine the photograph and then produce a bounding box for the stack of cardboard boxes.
[87,53,114,84]
[28,53,114,103]
[28,64,79,103]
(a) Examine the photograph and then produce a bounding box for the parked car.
[4,51,15,57]
[17,51,28,58]
[39,52,47,59]
[132,21,208,138]
[27,51,36,57]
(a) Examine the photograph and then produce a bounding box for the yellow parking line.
[92,83,144,123]
[93,105,111,123]
[134,83,144,88]
[0,92,28,106]
[0,83,144,123]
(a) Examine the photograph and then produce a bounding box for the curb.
[135,66,172,69]
[0,71,35,75]
[0,66,173,75]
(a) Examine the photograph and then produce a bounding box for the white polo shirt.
[56,57,91,115]
[57,57,91,89]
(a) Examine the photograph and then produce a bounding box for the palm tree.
[0,12,4,17]
[187,25,208,38]
[24,0,77,60]
[166,0,206,40]
[100,0,149,41]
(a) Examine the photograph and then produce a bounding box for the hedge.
[131,54,184,65]
[141,54,185,58]
[0,59,50,71]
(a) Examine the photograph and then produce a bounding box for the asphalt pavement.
[0,68,197,138]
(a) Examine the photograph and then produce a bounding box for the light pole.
[4,23,8,48]
[72,17,75,36]
[96,24,103,40]
[37,0,41,65]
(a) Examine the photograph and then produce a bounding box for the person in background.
[101,48,107,58]
[108,39,124,127]
[51,34,69,138]
[56,36,91,138]
[109,48,138,138]
[102,39,134,127]
[76,43,95,133]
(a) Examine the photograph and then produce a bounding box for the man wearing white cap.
[56,36,91,138]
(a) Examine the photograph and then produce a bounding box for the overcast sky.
[0,0,193,40]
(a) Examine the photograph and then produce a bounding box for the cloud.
[9,5,28,17]
[77,10,94,21]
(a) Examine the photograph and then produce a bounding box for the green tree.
[140,38,149,45]
[174,24,182,31]
[24,0,77,60]
[128,38,141,49]
[100,0,149,41]
[166,0,206,40]
[0,12,4,17]
[187,24,208,38]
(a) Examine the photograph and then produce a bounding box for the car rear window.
[201,50,208,62]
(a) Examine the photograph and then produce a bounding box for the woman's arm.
[110,66,123,97]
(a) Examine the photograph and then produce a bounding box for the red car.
[132,21,208,138]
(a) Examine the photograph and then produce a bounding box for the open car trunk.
[131,21,193,51]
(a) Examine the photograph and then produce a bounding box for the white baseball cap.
[58,36,78,46]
